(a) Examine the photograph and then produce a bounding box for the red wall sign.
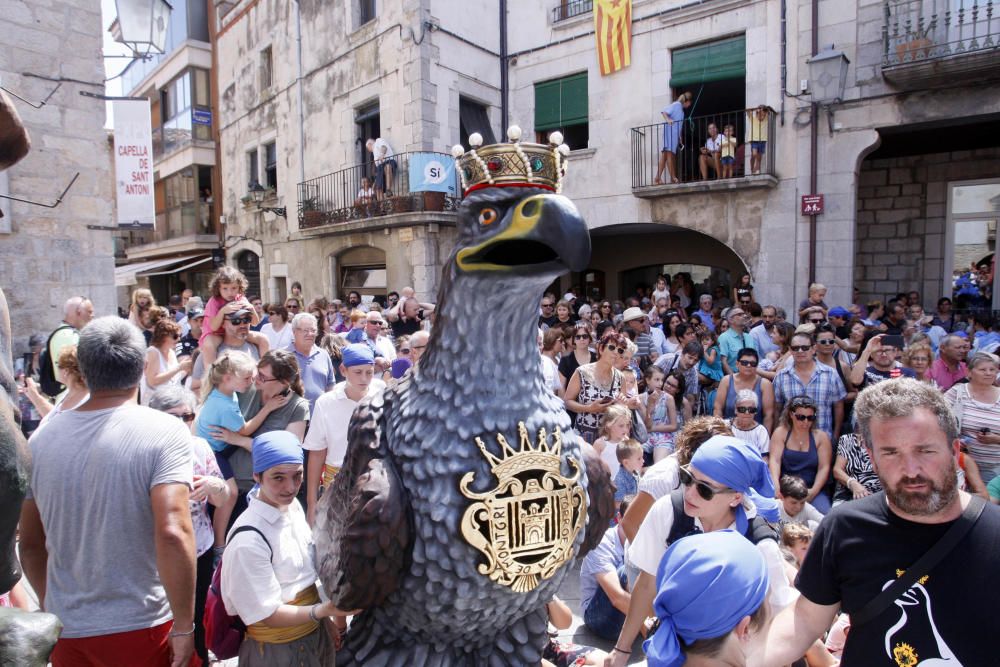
[801,194,824,215]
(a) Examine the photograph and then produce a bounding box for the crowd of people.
[6,265,1000,666]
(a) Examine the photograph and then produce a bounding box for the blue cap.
[828,306,850,319]
[342,343,375,367]
[251,431,303,474]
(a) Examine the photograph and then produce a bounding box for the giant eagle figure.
[315,129,615,665]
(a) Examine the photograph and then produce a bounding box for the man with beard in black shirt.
[752,378,1000,666]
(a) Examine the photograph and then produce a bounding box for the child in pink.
[200,266,268,367]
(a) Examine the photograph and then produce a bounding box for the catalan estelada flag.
[595,0,632,75]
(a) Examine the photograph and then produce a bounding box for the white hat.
[622,306,645,323]
[563,292,576,301]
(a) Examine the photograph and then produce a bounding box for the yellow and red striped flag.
[594,0,632,76]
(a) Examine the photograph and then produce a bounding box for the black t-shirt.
[175,332,198,358]
[558,351,596,383]
[390,318,422,339]
[796,493,1000,665]
[538,315,559,329]
[857,364,917,390]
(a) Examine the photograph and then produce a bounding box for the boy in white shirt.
[778,474,824,529]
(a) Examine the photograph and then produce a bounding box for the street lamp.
[112,0,172,56]
[807,45,850,133]
[247,181,286,218]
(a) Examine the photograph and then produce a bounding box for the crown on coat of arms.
[451,126,571,196]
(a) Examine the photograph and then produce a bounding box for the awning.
[114,254,211,287]
[670,35,746,88]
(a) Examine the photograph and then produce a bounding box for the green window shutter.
[670,35,746,88]
[535,72,589,131]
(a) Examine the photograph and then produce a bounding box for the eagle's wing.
[314,387,413,610]
[579,445,616,557]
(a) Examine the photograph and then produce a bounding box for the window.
[359,0,376,25]
[534,72,588,150]
[459,97,496,147]
[248,148,259,187]
[260,46,273,90]
[946,179,1000,310]
[264,142,277,190]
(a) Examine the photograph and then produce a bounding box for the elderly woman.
[902,342,935,385]
[565,330,628,444]
[727,389,770,458]
[140,315,191,406]
[769,396,833,513]
[607,436,788,667]
[559,320,597,390]
[713,347,774,431]
[148,385,230,666]
[646,531,769,667]
[945,351,1000,482]
[23,344,89,423]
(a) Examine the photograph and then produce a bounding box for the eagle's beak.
[457,193,591,273]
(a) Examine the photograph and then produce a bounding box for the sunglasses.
[679,466,733,501]
[574,334,590,340]
[286,305,300,310]
[794,413,817,422]
[229,317,252,325]
[173,412,196,423]
[790,345,812,352]
[817,339,837,345]
[738,359,758,367]
[809,319,825,325]
[541,303,554,308]
[606,345,627,355]
[400,348,411,354]
[736,406,758,414]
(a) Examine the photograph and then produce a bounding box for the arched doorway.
[582,223,749,302]
[236,251,262,300]
[338,246,387,307]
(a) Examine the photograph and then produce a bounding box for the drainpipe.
[499,0,508,133]
[808,0,819,285]
[294,0,306,185]
[780,0,786,126]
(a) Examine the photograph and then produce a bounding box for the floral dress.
[574,364,622,445]
[647,392,676,452]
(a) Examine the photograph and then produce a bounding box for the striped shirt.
[773,362,846,439]
[944,383,1000,481]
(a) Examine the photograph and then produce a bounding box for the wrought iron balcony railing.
[629,108,776,190]
[882,0,999,67]
[297,151,462,230]
[552,0,593,23]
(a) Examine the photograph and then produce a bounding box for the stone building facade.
[0,0,116,354]
[211,0,1000,313]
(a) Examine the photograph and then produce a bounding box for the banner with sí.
[112,99,155,228]
[408,153,458,195]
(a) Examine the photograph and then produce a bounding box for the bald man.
[45,297,94,398]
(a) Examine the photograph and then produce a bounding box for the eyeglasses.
[678,466,733,501]
[541,303,554,309]
[229,317,252,325]
[574,334,590,340]
[412,344,426,350]
[286,304,300,311]
[794,413,817,422]
[790,345,812,352]
[736,406,758,414]
[606,345,627,355]
[738,359,758,367]
[257,372,281,383]
[172,412,196,423]
[400,348,411,354]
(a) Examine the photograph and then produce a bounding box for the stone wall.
[855,147,1000,307]
[0,0,116,355]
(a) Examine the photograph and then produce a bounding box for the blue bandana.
[342,343,375,367]
[645,530,769,667]
[252,430,303,474]
[689,435,778,532]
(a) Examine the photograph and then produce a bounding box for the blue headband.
[252,430,303,474]
[342,342,375,367]
[645,530,769,667]
[689,435,778,532]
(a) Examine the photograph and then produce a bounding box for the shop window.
[534,72,588,150]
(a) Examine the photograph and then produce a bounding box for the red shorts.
[51,621,201,667]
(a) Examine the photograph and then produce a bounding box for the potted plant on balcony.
[894,24,933,63]
[300,195,324,228]
[422,189,446,211]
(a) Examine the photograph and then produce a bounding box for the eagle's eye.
[478,208,499,226]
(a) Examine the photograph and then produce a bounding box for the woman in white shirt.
[221,431,353,665]
[261,304,293,351]
[140,316,190,406]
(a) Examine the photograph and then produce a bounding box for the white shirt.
[369,334,397,362]
[704,134,724,151]
[729,420,770,455]
[597,438,622,479]
[373,137,394,163]
[648,326,669,355]
[261,321,293,351]
[541,355,561,394]
[637,455,680,502]
[302,379,386,467]
[221,490,321,625]
[629,492,797,610]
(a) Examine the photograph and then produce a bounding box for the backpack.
[204,525,272,660]
[37,324,73,397]
[665,488,777,547]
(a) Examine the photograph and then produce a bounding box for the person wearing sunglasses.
[148,384,231,666]
[608,435,787,667]
[564,330,628,445]
[713,347,774,432]
[848,332,917,393]
[772,332,846,443]
[726,389,771,458]
[814,323,856,409]
[139,315,191,407]
[768,396,833,514]
[558,321,597,392]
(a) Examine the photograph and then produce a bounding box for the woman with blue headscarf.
[606,435,794,666]
[645,531,769,667]
[221,431,353,666]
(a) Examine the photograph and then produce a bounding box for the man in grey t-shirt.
[190,310,263,392]
[19,317,197,666]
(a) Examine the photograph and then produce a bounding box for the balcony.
[297,152,462,231]
[882,0,1000,88]
[629,108,778,198]
[552,0,592,23]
